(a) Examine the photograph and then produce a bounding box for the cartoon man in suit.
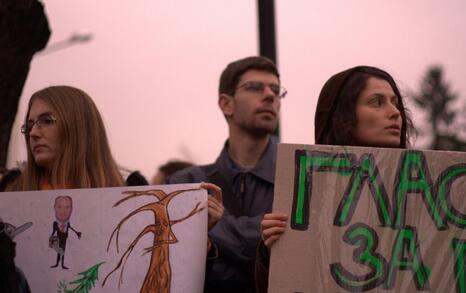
[50,195,81,269]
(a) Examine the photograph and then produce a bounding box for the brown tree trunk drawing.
[102,188,204,293]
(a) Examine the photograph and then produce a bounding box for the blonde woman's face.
[28,99,60,170]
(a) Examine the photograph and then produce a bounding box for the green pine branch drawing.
[57,262,105,293]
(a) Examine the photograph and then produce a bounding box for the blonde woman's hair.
[11,86,124,190]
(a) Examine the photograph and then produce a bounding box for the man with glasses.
[168,56,285,293]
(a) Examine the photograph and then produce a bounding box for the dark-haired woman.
[256,66,414,292]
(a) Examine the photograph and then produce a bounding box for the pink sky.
[8,0,466,178]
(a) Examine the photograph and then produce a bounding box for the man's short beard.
[241,122,277,138]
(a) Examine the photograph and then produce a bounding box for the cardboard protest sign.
[1,184,207,293]
[269,144,466,292]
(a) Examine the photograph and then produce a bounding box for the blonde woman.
[6,86,124,190]
[3,85,224,242]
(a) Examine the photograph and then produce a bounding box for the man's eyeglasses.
[236,81,287,98]
[21,114,57,135]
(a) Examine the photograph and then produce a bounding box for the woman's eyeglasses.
[21,114,57,135]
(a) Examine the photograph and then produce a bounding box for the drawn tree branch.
[103,188,204,293]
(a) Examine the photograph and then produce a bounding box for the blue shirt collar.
[216,136,277,184]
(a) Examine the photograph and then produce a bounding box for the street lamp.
[37,30,93,56]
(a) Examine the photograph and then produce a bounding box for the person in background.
[168,56,286,292]
[256,65,414,293]
[0,168,21,191]
[120,167,149,186]
[0,167,5,181]
[151,160,193,185]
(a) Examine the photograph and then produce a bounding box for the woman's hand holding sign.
[261,212,288,251]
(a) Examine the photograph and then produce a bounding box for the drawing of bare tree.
[102,188,204,293]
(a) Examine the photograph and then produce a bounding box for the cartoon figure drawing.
[103,188,205,293]
[50,195,82,269]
